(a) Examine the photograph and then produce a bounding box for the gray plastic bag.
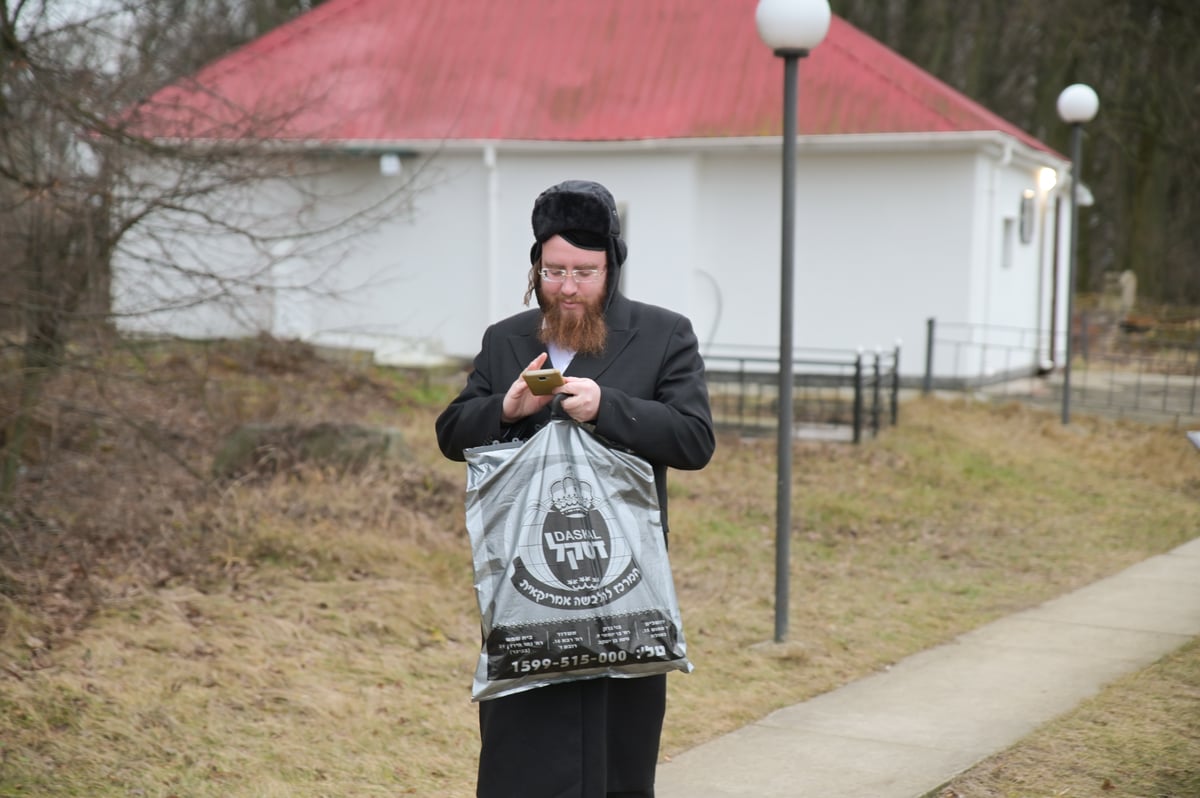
[463,416,692,702]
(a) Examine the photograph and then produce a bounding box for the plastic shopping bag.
[463,417,692,702]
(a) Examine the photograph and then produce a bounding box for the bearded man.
[435,179,716,798]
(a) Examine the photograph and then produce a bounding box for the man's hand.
[558,377,601,423]
[501,353,555,423]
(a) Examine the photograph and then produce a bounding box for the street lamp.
[1056,83,1099,425]
[756,0,830,643]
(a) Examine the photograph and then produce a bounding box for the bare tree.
[0,0,416,501]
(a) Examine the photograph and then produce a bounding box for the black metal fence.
[922,317,1200,423]
[703,346,901,442]
[920,318,1051,392]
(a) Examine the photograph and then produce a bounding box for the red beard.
[538,292,608,355]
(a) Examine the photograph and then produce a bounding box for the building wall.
[303,154,492,363]
[693,148,979,365]
[961,149,1062,378]
[111,137,1068,379]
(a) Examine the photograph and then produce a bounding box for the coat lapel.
[562,330,635,379]
[505,311,544,369]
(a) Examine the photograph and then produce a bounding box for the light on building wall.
[379,153,403,177]
[1038,167,1058,194]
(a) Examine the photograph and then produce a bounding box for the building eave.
[164,130,1065,169]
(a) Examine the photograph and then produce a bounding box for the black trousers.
[476,674,666,798]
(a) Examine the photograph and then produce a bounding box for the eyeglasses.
[540,267,605,284]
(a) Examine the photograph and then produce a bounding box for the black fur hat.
[529,179,628,267]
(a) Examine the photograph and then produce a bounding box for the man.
[436,179,715,798]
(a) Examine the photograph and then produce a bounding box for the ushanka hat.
[529,179,627,261]
[529,179,628,310]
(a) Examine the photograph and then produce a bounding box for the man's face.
[539,235,608,314]
[537,234,608,355]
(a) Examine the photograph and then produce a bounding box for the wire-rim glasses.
[539,267,605,284]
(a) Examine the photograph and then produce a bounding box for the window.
[1019,190,1036,244]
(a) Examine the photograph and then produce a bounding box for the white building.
[115,0,1074,381]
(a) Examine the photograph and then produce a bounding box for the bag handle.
[549,392,632,454]
[550,392,569,420]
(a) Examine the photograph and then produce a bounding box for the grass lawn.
[2,348,1198,797]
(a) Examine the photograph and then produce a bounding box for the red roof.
[134,0,1050,153]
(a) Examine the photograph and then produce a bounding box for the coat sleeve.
[435,327,530,461]
[592,314,715,471]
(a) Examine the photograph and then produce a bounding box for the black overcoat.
[435,291,715,797]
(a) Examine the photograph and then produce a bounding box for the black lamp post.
[755,0,831,643]
[1056,83,1099,425]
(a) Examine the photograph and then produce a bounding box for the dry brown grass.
[1,341,1198,796]
[663,398,1200,757]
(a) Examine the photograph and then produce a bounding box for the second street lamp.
[1056,83,1099,425]
[755,0,831,643]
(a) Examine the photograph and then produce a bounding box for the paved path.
[655,536,1200,798]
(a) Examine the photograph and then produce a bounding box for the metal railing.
[922,316,1200,423]
[703,345,900,443]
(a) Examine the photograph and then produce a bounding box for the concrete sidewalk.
[655,536,1200,798]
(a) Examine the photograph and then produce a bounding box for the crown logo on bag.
[548,476,592,516]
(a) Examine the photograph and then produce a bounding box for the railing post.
[1191,348,1199,415]
[737,358,747,430]
[853,351,864,444]
[923,317,935,395]
[1080,311,1089,361]
[872,349,882,437]
[891,342,901,425]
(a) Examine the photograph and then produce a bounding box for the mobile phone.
[522,368,564,395]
